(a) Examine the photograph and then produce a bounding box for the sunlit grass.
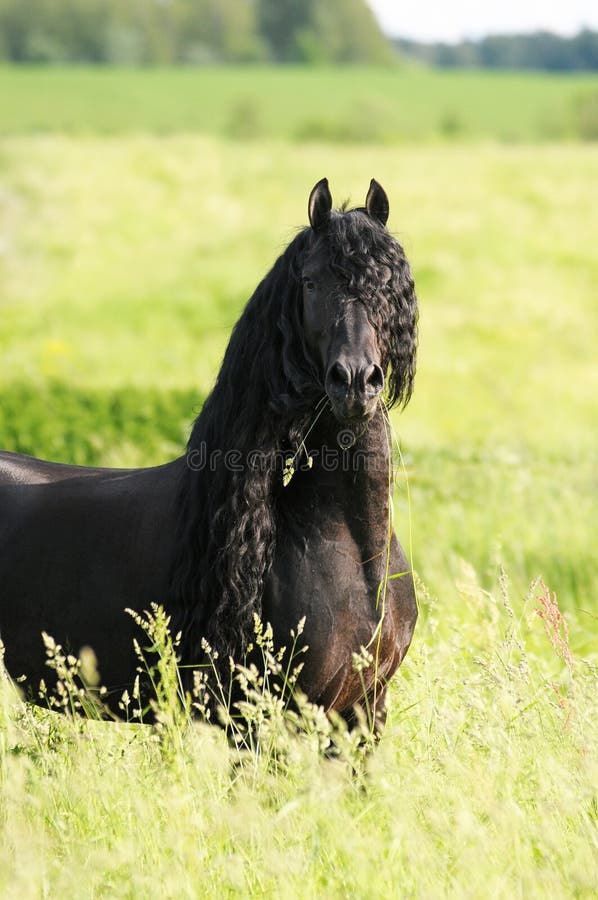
[1,572,596,897]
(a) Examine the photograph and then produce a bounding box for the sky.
[366,0,598,42]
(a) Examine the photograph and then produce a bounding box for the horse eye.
[303,278,316,293]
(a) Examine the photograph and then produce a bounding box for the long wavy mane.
[170,208,418,667]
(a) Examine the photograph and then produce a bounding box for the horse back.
[0,451,184,699]
[0,450,127,486]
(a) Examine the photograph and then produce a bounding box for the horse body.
[0,420,414,724]
[0,178,419,730]
[0,452,182,698]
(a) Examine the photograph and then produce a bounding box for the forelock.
[322,210,405,302]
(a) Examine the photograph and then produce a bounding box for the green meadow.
[1,65,597,140]
[0,68,597,896]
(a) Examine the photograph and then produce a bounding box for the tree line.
[0,0,394,64]
[2,2,595,71]
[393,30,598,72]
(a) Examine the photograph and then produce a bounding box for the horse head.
[301,178,417,423]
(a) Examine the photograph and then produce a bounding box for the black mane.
[170,208,418,666]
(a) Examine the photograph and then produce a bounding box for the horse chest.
[265,510,412,713]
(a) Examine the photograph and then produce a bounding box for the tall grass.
[1,571,596,897]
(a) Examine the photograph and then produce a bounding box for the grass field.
[0,67,597,896]
[1,65,597,141]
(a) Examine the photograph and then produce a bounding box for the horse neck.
[285,406,393,549]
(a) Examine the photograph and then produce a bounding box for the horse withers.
[0,178,418,732]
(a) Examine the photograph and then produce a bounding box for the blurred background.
[0,0,596,646]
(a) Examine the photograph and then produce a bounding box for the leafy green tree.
[258,0,393,63]
[257,0,311,62]
[394,29,598,72]
[175,0,265,64]
[0,0,394,64]
[310,0,395,63]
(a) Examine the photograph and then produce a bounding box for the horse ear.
[308,178,332,231]
[365,179,389,227]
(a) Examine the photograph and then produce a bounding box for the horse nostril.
[362,364,384,396]
[326,361,351,396]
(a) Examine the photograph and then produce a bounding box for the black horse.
[0,178,418,731]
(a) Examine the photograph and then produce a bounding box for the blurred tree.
[257,0,311,62]
[0,0,106,62]
[0,0,36,61]
[0,0,393,64]
[394,29,598,71]
[571,29,598,70]
[259,0,393,63]
[175,0,265,64]
[309,0,395,63]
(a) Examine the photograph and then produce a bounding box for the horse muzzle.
[325,360,384,422]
